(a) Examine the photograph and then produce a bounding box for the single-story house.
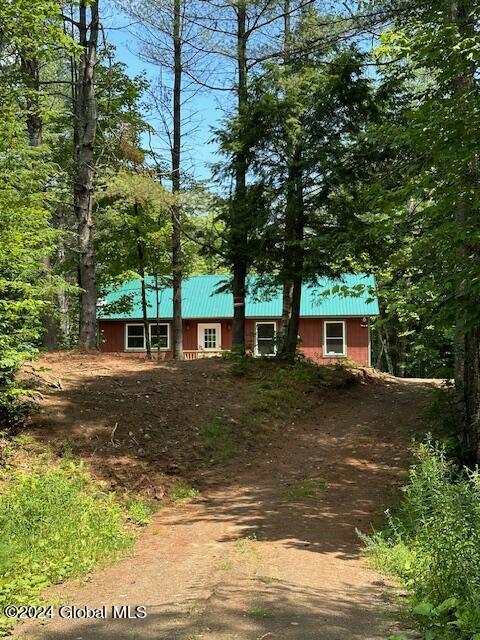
[98,274,379,366]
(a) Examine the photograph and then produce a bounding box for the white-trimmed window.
[255,321,277,356]
[150,323,170,350]
[125,323,145,351]
[323,321,346,357]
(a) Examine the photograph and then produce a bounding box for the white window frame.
[323,320,346,357]
[125,323,146,351]
[149,322,170,351]
[197,323,222,351]
[254,321,277,357]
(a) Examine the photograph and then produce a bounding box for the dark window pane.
[151,324,168,349]
[257,323,275,339]
[203,328,217,349]
[127,325,145,349]
[326,323,343,338]
[257,340,275,356]
[325,339,344,355]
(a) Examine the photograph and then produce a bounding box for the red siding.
[345,318,370,367]
[98,316,371,366]
[99,320,125,352]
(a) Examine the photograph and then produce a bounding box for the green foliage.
[247,608,273,618]
[96,169,172,281]
[0,115,61,423]
[364,443,480,639]
[125,497,152,526]
[422,384,460,456]
[345,1,480,376]
[214,8,378,287]
[0,461,133,634]
[167,481,201,503]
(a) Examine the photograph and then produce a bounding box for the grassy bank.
[0,458,135,635]
[364,442,480,640]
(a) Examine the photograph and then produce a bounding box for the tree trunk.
[375,327,384,370]
[74,0,99,350]
[451,0,480,465]
[463,327,480,466]
[140,273,152,361]
[135,202,152,361]
[382,326,394,375]
[171,0,183,360]
[278,3,304,361]
[280,144,304,360]
[55,209,71,346]
[231,0,248,354]
[21,55,58,350]
[58,287,70,346]
[41,257,58,350]
[397,332,407,378]
[155,274,162,358]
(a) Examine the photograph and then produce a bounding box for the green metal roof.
[98,273,379,320]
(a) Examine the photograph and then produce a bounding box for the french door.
[197,323,222,351]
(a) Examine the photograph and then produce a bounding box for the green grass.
[230,358,356,434]
[247,607,274,618]
[202,416,238,462]
[168,480,201,502]
[234,534,261,561]
[126,498,152,526]
[286,478,327,501]
[0,461,133,634]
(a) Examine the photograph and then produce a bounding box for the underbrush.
[363,442,480,640]
[230,353,354,388]
[200,356,360,465]
[421,383,460,458]
[168,480,201,502]
[0,461,134,635]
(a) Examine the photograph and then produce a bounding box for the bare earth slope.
[15,354,437,640]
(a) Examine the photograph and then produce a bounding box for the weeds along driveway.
[16,355,437,639]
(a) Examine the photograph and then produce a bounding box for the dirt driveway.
[16,356,437,639]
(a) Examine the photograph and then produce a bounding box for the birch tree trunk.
[74,0,99,350]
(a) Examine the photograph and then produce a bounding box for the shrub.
[126,498,152,526]
[168,480,200,502]
[364,442,480,639]
[0,462,133,633]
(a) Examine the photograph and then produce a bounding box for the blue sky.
[104,11,226,183]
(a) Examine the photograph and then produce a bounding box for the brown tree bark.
[171,0,183,360]
[451,0,480,465]
[73,0,99,350]
[278,0,304,361]
[281,149,304,360]
[280,0,293,349]
[231,0,248,354]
